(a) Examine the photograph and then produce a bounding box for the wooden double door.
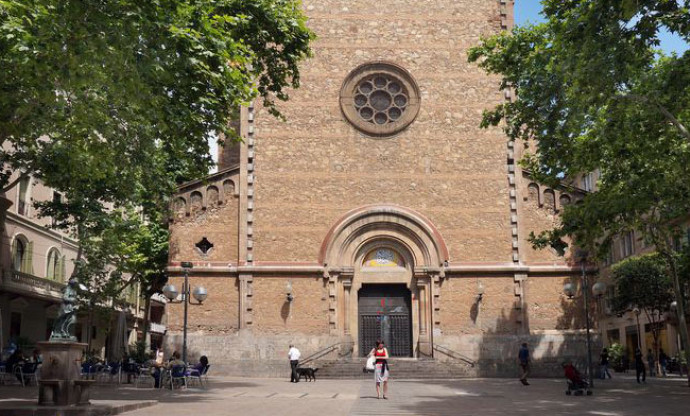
[358,284,412,357]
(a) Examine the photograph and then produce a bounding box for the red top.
[374,348,388,364]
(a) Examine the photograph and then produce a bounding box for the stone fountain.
[37,278,93,406]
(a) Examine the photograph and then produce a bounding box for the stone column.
[342,277,352,335]
[417,278,432,357]
[238,274,253,329]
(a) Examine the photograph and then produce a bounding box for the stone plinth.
[36,341,92,406]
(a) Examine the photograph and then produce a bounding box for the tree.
[0,0,313,317]
[1,0,314,193]
[610,253,674,373]
[468,0,690,385]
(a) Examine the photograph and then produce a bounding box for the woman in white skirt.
[369,340,389,399]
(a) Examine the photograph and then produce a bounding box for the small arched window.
[46,248,64,281]
[11,235,33,274]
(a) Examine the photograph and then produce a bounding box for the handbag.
[365,356,375,372]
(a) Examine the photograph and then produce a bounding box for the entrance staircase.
[310,358,475,379]
[299,342,476,379]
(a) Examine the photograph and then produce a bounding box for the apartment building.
[0,173,160,358]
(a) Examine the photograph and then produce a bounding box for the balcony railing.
[149,322,167,334]
[0,269,65,299]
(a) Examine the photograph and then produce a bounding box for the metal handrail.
[300,341,354,366]
[432,344,475,367]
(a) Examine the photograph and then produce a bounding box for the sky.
[514,0,689,54]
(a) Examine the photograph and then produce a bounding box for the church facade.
[165,0,596,377]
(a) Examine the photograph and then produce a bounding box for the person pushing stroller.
[562,361,592,396]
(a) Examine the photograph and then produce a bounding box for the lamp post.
[163,261,208,363]
[563,251,605,389]
[632,306,642,350]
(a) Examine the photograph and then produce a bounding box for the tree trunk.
[142,295,151,351]
[663,251,690,387]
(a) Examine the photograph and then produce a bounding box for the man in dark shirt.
[518,343,530,385]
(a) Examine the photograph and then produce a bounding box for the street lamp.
[563,251,603,388]
[632,306,642,350]
[162,261,208,363]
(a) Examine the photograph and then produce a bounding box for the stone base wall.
[434,332,601,378]
[165,330,600,378]
[164,331,350,378]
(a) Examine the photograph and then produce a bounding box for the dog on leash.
[295,367,318,382]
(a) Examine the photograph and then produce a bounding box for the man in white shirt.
[288,345,301,382]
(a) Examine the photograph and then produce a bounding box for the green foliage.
[608,343,625,371]
[128,340,152,364]
[0,0,313,302]
[610,253,674,315]
[469,2,690,382]
[468,0,690,259]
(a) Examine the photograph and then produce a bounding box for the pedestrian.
[518,342,530,385]
[634,348,646,384]
[658,349,668,377]
[600,348,612,379]
[288,344,301,383]
[646,349,656,377]
[368,340,389,399]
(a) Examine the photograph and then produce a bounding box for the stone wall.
[438,277,519,335]
[252,277,330,334]
[251,0,513,263]
[168,170,240,264]
[166,275,240,334]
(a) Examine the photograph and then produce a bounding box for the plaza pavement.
[1,374,689,415]
[121,374,689,416]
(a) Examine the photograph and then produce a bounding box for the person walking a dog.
[368,340,390,399]
[288,344,301,383]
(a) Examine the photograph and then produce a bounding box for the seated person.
[5,349,28,384]
[152,351,185,388]
[189,355,209,376]
[562,361,587,389]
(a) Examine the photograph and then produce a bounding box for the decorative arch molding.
[318,204,448,270]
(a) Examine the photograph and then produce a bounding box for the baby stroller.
[563,362,592,396]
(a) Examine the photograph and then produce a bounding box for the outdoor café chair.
[169,365,187,390]
[186,364,210,388]
[16,362,39,387]
[135,366,156,388]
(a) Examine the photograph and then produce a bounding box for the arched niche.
[319,204,448,270]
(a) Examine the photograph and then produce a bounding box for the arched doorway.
[358,284,412,357]
[319,204,449,357]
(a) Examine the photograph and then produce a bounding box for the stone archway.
[319,204,448,357]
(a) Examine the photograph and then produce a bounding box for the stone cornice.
[5,211,79,249]
[167,262,595,277]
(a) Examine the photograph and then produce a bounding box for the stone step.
[309,358,474,380]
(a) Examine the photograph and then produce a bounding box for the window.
[620,231,634,258]
[340,62,421,137]
[46,248,64,281]
[11,236,32,274]
[582,173,593,192]
[17,176,30,216]
[12,238,25,271]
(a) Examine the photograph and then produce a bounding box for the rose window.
[340,63,421,137]
[353,76,409,125]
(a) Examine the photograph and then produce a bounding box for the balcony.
[149,322,167,334]
[0,269,65,301]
